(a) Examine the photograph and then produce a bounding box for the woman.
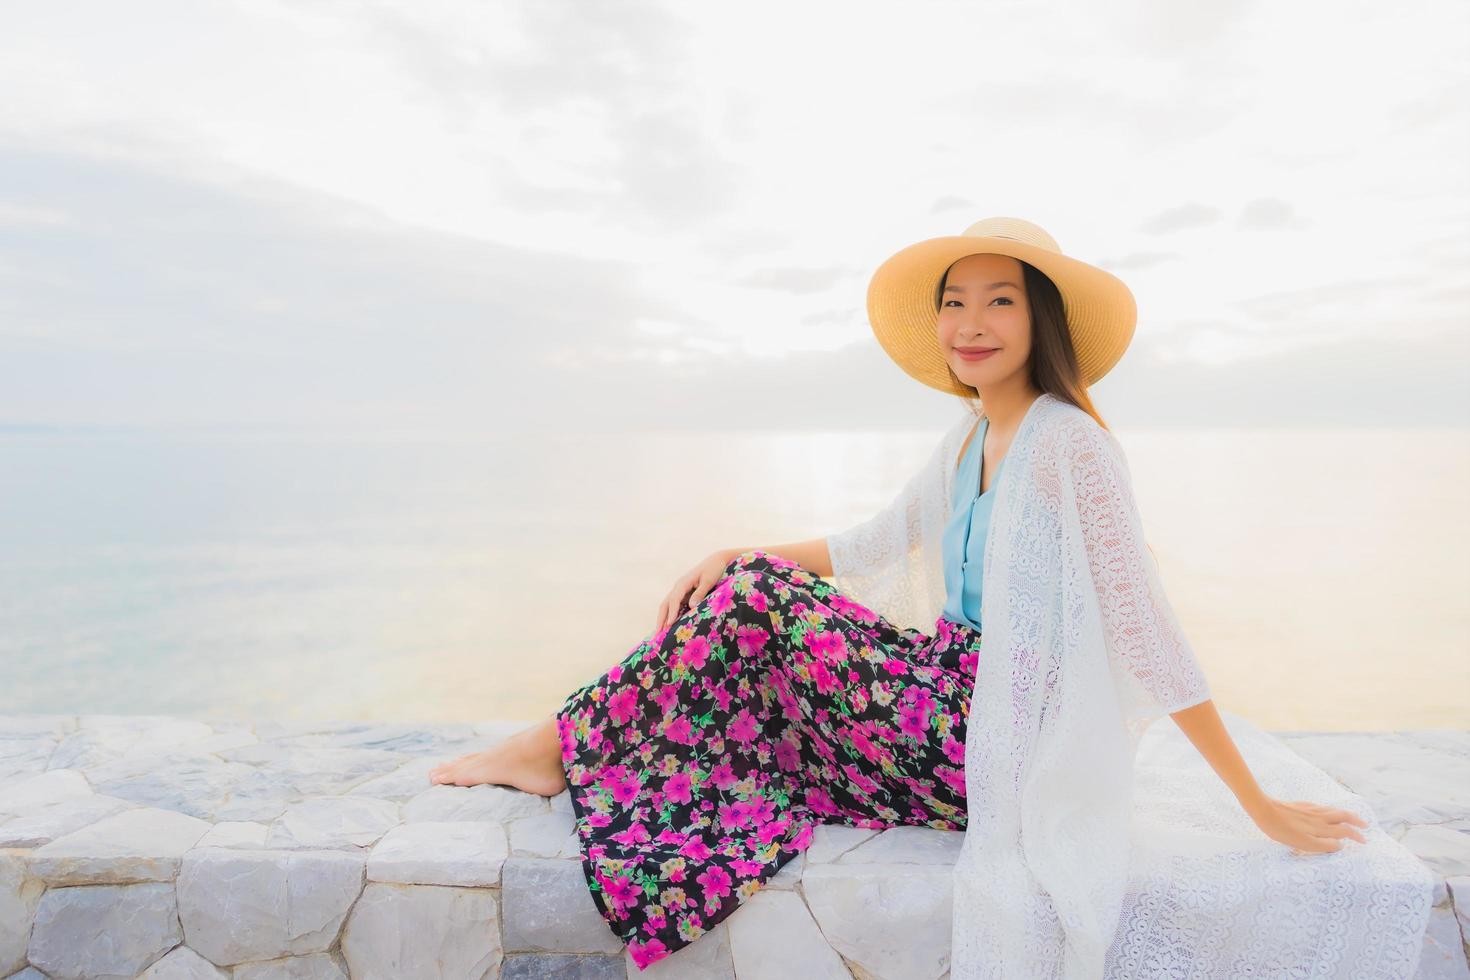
[430,217,1433,977]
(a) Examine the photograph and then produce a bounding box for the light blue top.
[941,416,1006,631]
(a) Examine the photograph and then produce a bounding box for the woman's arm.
[716,537,833,578]
[1069,427,1213,714]
[1167,699,1269,816]
[1071,426,1366,852]
[1168,699,1367,852]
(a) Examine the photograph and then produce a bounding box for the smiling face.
[935,252,1032,392]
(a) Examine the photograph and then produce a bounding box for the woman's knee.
[712,550,793,621]
[724,549,764,576]
[725,549,801,579]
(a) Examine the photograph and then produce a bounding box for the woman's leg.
[428,714,568,796]
[429,551,753,795]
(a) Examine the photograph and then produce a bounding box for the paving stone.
[27,881,180,979]
[340,882,500,980]
[177,847,364,965]
[366,820,508,887]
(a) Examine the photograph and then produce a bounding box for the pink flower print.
[712,684,733,712]
[757,814,791,845]
[556,716,578,763]
[679,836,713,861]
[938,765,966,795]
[611,775,640,811]
[882,657,910,676]
[607,686,640,726]
[734,624,770,659]
[942,735,965,765]
[665,770,693,804]
[842,763,880,798]
[764,551,800,572]
[717,799,751,829]
[772,681,798,711]
[730,858,765,878]
[643,908,668,933]
[774,736,801,772]
[959,649,980,674]
[598,764,629,791]
[677,636,711,671]
[828,593,877,623]
[747,793,777,825]
[745,589,770,613]
[697,864,732,899]
[731,798,759,826]
[847,724,884,763]
[611,821,652,847]
[651,683,681,713]
[707,578,738,616]
[806,629,847,663]
[903,686,938,716]
[788,820,815,851]
[898,702,930,738]
[656,827,689,847]
[587,811,613,828]
[809,661,840,695]
[628,938,669,969]
[804,785,838,816]
[601,871,642,914]
[662,714,696,745]
[602,768,642,806]
[607,664,624,684]
[727,708,760,748]
[708,762,739,790]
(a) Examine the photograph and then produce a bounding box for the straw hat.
[865,216,1137,396]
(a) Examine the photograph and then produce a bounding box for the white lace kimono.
[826,392,1435,980]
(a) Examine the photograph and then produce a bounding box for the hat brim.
[866,234,1137,396]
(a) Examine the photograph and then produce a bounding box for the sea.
[2,424,1466,731]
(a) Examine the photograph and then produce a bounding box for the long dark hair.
[938,258,1109,431]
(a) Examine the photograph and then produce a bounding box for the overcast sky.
[1,0,1466,433]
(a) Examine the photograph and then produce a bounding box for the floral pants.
[554,549,982,971]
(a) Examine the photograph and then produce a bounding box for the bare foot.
[427,721,567,797]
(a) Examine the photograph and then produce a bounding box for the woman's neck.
[979,381,1043,434]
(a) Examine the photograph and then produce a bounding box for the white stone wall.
[1,715,1466,979]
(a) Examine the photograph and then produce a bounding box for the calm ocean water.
[2,426,1466,730]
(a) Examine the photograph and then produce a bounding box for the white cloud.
[0,0,1465,430]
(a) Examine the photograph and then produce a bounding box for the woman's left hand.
[1248,795,1370,855]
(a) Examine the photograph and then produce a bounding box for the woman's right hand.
[1248,795,1369,854]
[655,548,744,633]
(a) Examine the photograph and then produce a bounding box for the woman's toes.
[428,756,466,784]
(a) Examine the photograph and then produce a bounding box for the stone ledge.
[0,715,1466,979]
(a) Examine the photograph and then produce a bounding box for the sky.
[1,0,1467,433]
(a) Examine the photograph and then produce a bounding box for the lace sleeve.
[825,463,927,629]
[1068,424,1213,721]
[825,411,974,632]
